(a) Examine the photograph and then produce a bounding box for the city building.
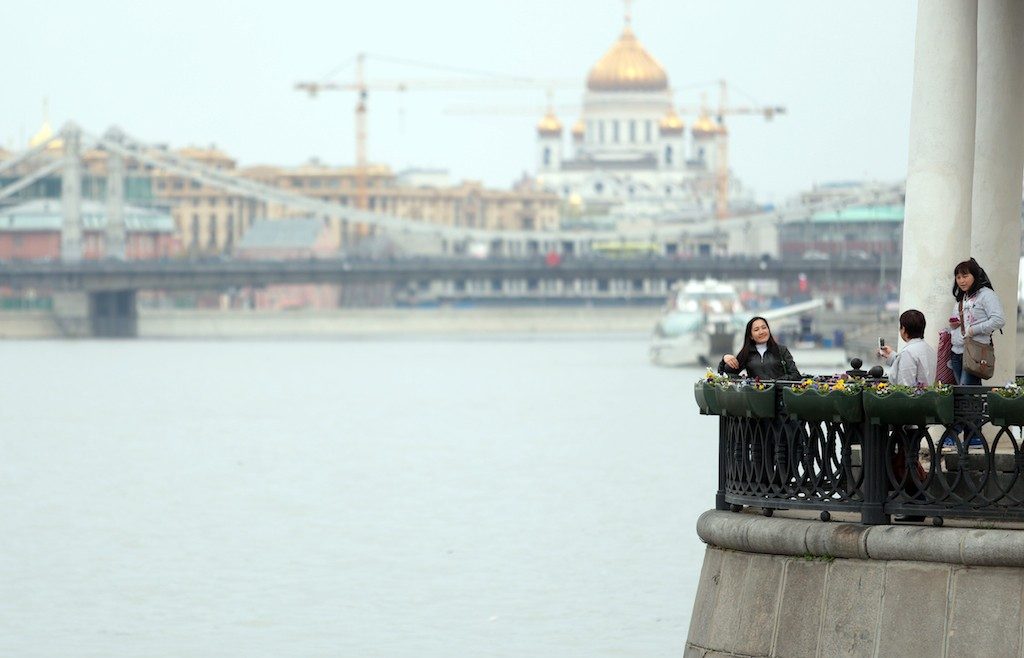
[533,14,741,219]
[0,199,177,260]
[234,217,340,309]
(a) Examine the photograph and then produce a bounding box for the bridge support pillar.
[60,123,84,262]
[51,291,137,338]
[104,127,127,260]
[51,292,91,337]
[90,290,138,337]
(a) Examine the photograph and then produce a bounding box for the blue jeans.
[950,351,981,385]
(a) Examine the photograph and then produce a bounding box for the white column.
[899,0,978,353]
[970,0,1024,384]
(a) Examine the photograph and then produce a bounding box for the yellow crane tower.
[686,80,785,219]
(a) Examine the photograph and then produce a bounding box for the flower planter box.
[693,381,723,415]
[863,390,953,426]
[719,384,775,419]
[782,388,863,423]
[986,392,1024,426]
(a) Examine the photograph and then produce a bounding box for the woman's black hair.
[736,316,781,370]
[952,257,994,301]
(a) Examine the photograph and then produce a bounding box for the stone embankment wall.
[0,307,656,339]
[686,510,1024,657]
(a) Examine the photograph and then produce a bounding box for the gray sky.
[5,0,917,203]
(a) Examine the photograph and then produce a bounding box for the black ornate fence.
[715,384,1024,524]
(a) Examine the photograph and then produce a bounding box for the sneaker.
[942,437,957,448]
[967,437,985,448]
[894,514,926,522]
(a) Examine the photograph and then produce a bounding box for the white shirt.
[885,337,937,386]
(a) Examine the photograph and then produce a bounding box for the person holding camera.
[878,309,937,523]
[878,309,936,386]
[949,258,1004,384]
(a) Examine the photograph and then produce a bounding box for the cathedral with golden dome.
[535,11,731,218]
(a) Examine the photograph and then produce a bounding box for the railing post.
[716,416,729,510]
[860,421,889,525]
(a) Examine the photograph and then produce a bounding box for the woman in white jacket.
[949,258,1005,385]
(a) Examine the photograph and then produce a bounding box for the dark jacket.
[718,345,801,380]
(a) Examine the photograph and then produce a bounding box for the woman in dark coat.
[718,316,801,380]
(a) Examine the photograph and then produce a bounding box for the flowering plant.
[791,376,861,396]
[701,369,730,386]
[991,378,1024,399]
[737,377,772,391]
[868,381,951,397]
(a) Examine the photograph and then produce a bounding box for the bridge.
[0,254,899,291]
[0,254,899,337]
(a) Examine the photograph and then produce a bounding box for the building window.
[594,182,604,194]
[629,120,636,142]
[665,146,673,165]
[612,121,619,143]
[191,214,200,248]
[645,121,652,142]
[598,122,605,143]
[543,147,551,166]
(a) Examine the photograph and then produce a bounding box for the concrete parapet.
[697,509,1024,567]
[687,510,1024,657]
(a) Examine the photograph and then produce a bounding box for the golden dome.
[659,109,684,134]
[29,120,63,151]
[586,26,668,92]
[691,111,726,136]
[537,111,563,136]
[571,119,585,139]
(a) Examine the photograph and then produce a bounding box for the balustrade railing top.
[697,377,1024,525]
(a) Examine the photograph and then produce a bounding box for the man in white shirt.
[877,308,937,523]
[879,309,937,386]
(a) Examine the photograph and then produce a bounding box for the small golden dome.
[29,120,64,151]
[537,111,563,136]
[659,109,684,134]
[691,111,726,136]
[571,119,585,139]
[586,26,668,92]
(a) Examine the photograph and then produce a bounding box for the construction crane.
[295,54,573,215]
[682,80,785,219]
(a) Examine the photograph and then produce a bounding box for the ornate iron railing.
[715,383,1024,524]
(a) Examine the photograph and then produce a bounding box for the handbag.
[960,300,995,380]
[936,329,956,384]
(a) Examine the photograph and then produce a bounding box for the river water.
[0,337,718,657]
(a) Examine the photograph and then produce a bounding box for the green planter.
[863,390,953,426]
[986,392,1024,426]
[783,388,863,423]
[719,384,776,419]
[694,381,722,415]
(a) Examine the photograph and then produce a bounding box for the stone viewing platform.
[688,377,1024,656]
[686,510,1024,657]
